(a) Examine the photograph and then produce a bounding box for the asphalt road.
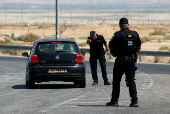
[0,55,170,114]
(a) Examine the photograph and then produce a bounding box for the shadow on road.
[12,84,79,89]
[77,105,129,108]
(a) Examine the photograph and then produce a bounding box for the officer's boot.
[129,102,138,107]
[92,81,98,85]
[106,101,119,106]
[104,81,111,85]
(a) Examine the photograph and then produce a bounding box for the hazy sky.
[1,0,170,4]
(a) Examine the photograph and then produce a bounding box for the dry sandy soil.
[0,23,170,63]
[0,23,170,50]
[60,23,170,39]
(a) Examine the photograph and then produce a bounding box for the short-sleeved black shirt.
[88,34,106,56]
[109,28,141,56]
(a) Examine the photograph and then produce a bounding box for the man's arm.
[135,31,141,54]
[104,43,110,54]
[87,39,92,44]
[136,46,141,53]
[109,34,116,51]
[108,33,117,57]
[102,35,110,54]
[86,37,92,44]
[104,43,109,50]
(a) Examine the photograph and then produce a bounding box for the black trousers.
[111,58,138,103]
[90,54,108,82]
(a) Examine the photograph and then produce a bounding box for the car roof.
[36,38,76,43]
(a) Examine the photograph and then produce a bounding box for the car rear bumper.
[32,74,85,82]
[29,64,86,82]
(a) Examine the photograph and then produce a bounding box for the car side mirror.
[81,51,85,56]
[22,52,28,57]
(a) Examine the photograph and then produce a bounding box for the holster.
[116,54,136,65]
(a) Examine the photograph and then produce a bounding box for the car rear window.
[35,42,79,53]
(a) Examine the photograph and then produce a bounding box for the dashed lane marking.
[136,71,154,90]
[0,73,25,75]
[39,93,87,113]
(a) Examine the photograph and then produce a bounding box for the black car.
[22,38,86,89]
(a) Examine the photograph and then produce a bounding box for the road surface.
[0,56,169,114]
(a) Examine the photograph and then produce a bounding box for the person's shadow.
[12,84,79,89]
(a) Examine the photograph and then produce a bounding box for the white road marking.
[0,75,24,83]
[39,93,87,113]
[137,71,154,90]
[0,55,23,58]
[0,73,25,75]
[69,101,110,104]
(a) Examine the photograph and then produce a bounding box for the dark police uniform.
[88,34,109,84]
[108,27,141,105]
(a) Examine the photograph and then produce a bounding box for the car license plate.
[48,69,67,73]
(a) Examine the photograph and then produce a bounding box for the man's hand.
[107,50,110,55]
[87,39,92,44]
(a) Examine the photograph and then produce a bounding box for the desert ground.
[0,22,170,49]
[0,22,170,63]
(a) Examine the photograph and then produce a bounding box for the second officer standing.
[87,31,111,85]
[106,18,141,107]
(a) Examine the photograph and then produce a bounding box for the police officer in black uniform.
[87,31,111,85]
[106,18,141,107]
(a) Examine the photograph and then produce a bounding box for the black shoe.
[106,101,118,106]
[129,102,138,107]
[92,81,98,85]
[104,81,111,85]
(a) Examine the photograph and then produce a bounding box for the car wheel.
[25,73,28,86]
[28,73,35,89]
[26,78,28,86]
[78,78,86,88]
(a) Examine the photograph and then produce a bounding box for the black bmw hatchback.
[22,38,86,89]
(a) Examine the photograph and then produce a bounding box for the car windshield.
[35,42,79,53]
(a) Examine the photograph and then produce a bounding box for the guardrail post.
[139,55,141,62]
[109,54,111,60]
[154,56,157,63]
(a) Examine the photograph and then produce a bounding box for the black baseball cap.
[119,18,128,24]
[90,31,96,37]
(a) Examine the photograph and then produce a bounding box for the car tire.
[28,73,35,89]
[78,78,86,88]
[26,78,28,86]
[25,73,28,86]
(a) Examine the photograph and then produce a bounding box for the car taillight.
[75,54,84,63]
[31,55,39,63]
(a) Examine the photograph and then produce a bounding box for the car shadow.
[12,84,79,89]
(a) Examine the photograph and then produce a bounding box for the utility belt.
[116,54,137,65]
